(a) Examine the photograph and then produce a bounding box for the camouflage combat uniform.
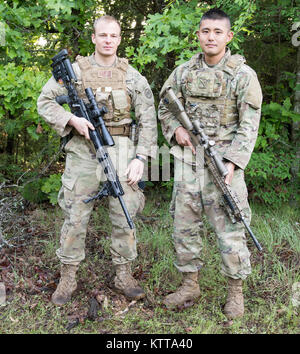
[158,49,262,280]
[37,54,157,267]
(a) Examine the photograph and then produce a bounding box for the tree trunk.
[290,45,300,204]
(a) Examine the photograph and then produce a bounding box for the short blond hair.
[93,15,121,34]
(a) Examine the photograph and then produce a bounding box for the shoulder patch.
[144,87,153,100]
[227,54,245,68]
[244,75,263,110]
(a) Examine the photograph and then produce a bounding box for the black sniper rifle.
[161,87,263,252]
[51,49,135,229]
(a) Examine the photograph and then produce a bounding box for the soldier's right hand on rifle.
[68,116,95,140]
[175,126,196,154]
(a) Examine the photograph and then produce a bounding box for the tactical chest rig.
[181,52,245,137]
[75,55,132,136]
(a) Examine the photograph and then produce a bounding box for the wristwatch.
[135,155,146,163]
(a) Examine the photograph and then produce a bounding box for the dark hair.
[200,8,231,29]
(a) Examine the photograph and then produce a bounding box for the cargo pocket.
[129,182,145,215]
[58,173,78,211]
[61,173,77,192]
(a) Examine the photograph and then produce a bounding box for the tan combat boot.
[114,263,145,300]
[163,272,200,309]
[51,264,78,306]
[224,278,244,319]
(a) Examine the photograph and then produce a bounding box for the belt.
[72,124,131,137]
[106,124,131,136]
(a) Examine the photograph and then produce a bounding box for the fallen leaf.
[36,123,43,134]
[277,308,287,316]
[223,320,233,327]
[10,316,19,323]
[103,296,108,309]
[115,300,137,316]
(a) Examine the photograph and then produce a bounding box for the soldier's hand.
[175,126,196,154]
[68,115,95,140]
[224,162,235,185]
[124,158,144,186]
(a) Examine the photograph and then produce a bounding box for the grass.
[0,188,299,335]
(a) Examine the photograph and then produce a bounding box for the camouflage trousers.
[56,134,145,266]
[170,155,252,280]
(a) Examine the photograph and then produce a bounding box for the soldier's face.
[197,19,233,59]
[92,20,121,58]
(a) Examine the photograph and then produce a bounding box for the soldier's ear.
[226,31,234,44]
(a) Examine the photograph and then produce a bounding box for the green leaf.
[26,126,40,140]
[283,97,292,111]
[268,102,282,111]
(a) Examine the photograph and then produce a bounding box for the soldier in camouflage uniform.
[37,16,157,306]
[158,9,262,319]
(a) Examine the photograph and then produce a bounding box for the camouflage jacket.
[37,54,157,159]
[158,49,262,170]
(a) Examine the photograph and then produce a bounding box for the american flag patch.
[98,70,112,79]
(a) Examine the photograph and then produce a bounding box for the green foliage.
[0,62,55,171]
[20,178,48,204]
[0,153,24,183]
[240,1,299,102]
[41,173,62,205]
[19,173,62,205]
[256,97,300,151]
[246,75,300,206]
[126,0,205,70]
[0,0,98,65]
[0,63,49,137]
[246,150,299,205]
